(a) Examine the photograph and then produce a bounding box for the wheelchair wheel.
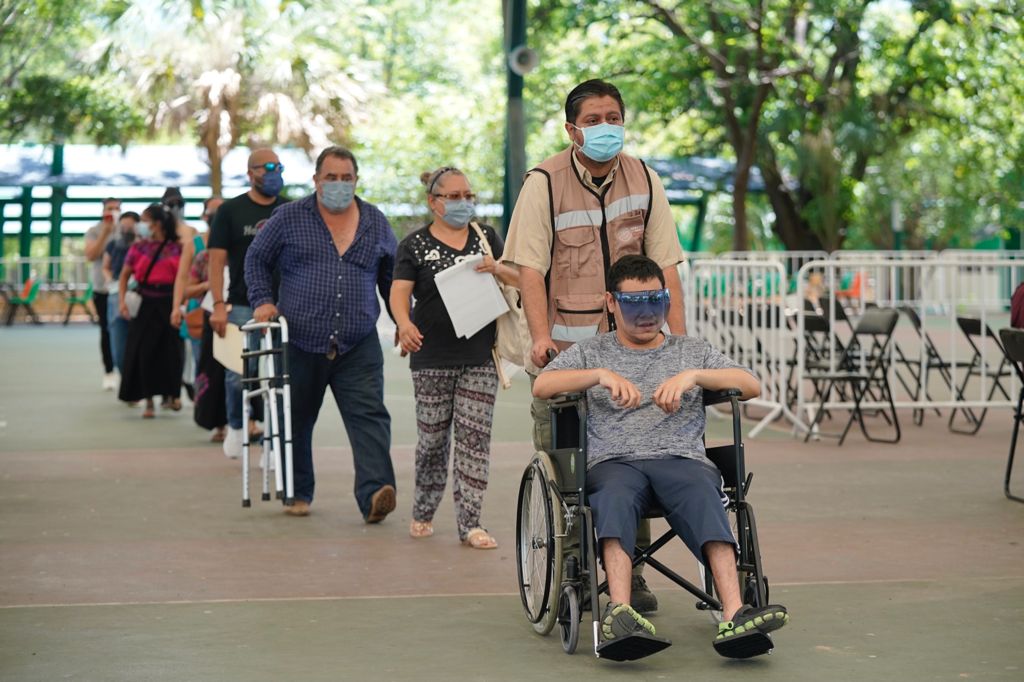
[557,584,581,654]
[516,452,564,635]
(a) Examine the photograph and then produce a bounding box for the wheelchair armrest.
[702,388,742,407]
[548,392,586,409]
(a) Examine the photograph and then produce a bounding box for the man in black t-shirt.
[207,148,288,458]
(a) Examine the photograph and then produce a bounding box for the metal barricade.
[793,257,1024,426]
[719,250,828,293]
[240,317,295,508]
[689,259,803,436]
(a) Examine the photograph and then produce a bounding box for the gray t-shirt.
[84,221,114,292]
[543,333,753,469]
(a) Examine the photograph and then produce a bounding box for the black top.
[393,223,505,370]
[207,192,288,306]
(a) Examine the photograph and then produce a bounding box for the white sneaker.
[102,373,117,391]
[222,427,244,459]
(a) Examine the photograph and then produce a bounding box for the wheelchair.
[515,388,772,661]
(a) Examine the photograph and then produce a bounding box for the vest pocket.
[554,225,600,278]
[610,209,645,256]
[552,294,605,344]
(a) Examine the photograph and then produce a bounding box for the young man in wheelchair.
[533,255,789,658]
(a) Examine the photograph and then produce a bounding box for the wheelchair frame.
[515,388,769,660]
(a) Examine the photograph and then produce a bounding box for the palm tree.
[101,0,374,193]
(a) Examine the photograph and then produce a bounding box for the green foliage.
[527,0,1024,250]
[1,75,144,145]
[0,0,139,144]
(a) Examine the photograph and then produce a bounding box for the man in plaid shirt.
[246,146,398,522]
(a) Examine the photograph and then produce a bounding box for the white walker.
[240,316,295,508]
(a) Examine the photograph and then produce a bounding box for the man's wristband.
[212,301,225,308]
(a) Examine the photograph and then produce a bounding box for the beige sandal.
[409,520,434,538]
[463,527,497,550]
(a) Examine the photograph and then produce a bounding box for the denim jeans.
[288,332,395,516]
[107,293,130,375]
[224,305,253,429]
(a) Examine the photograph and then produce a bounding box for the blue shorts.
[586,458,735,561]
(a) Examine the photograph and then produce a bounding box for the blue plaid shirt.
[245,194,397,355]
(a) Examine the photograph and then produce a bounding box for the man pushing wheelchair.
[533,254,790,660]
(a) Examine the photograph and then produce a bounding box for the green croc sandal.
[713,604,789,659]
[596,602,671,662]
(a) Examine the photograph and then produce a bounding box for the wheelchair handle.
[702,388,742,407]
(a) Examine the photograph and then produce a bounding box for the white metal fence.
[1,256,91,292]
[688,259,802,436]
[678,250,1024,438]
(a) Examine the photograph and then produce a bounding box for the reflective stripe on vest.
[554,193,651,232]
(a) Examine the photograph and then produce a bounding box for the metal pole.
[502,0,527,235]
[19,186,32,282]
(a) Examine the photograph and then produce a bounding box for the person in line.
[171,196,225,398]
[117,204,184,418]
[534,255,789,659]
[246,146,397,522]
[186,218,228,443]
[83,197,122,390]
[161,186,198,243]
[502,78,687,613]
[102,211,140,381]
[391,167,519,548]
[171,197,228,442]
[208,150,288,458]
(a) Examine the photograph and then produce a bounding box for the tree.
[0,0,142,145]
[527,0,1024,250]
[95,0,374,194]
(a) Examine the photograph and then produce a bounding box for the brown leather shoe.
[284,500,310,517]
[365,485,396,524]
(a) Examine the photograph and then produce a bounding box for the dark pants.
[288,332,395,516]
[93,291,114,373]
[587,458,735,562]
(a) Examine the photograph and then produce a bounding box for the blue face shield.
[611,288,670,330]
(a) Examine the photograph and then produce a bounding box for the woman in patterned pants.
[390,167,519,548]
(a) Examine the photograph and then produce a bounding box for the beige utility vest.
[529,148,653,349]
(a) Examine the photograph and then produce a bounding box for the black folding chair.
[949,317,1014,435]
[892,306,972,426]
[804,307,901,445]
[788,305,850,412]
[997,328,1024,504]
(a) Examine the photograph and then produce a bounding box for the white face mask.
[136,222,152,239]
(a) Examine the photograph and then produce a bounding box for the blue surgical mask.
[440,199,474,228]
[259,170,284,197]
[612,288,670,330]
[573,122,625,163]
[320,180,355,213]
[136,222,152,239]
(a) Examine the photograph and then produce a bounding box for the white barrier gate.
[793,257,1024,423]
[689,259,803,436]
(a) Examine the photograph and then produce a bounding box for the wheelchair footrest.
[597,632,672,661]
[713,630,773,659]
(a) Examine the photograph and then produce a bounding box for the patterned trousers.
[410,361,498,540]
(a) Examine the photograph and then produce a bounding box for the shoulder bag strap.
[469,222,493,258]
[139,239,169,286]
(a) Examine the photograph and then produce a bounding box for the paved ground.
[1,324,1023,681]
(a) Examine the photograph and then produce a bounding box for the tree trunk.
[732,178,749,251]
[202,137,224,197]
[759,144,823,251]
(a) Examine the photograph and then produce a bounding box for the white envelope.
[212,323,244,375]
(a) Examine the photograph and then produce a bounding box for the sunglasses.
[611,289,670,305]
[250,162,284,172]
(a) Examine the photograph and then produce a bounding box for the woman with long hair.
[117,204,185,418]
